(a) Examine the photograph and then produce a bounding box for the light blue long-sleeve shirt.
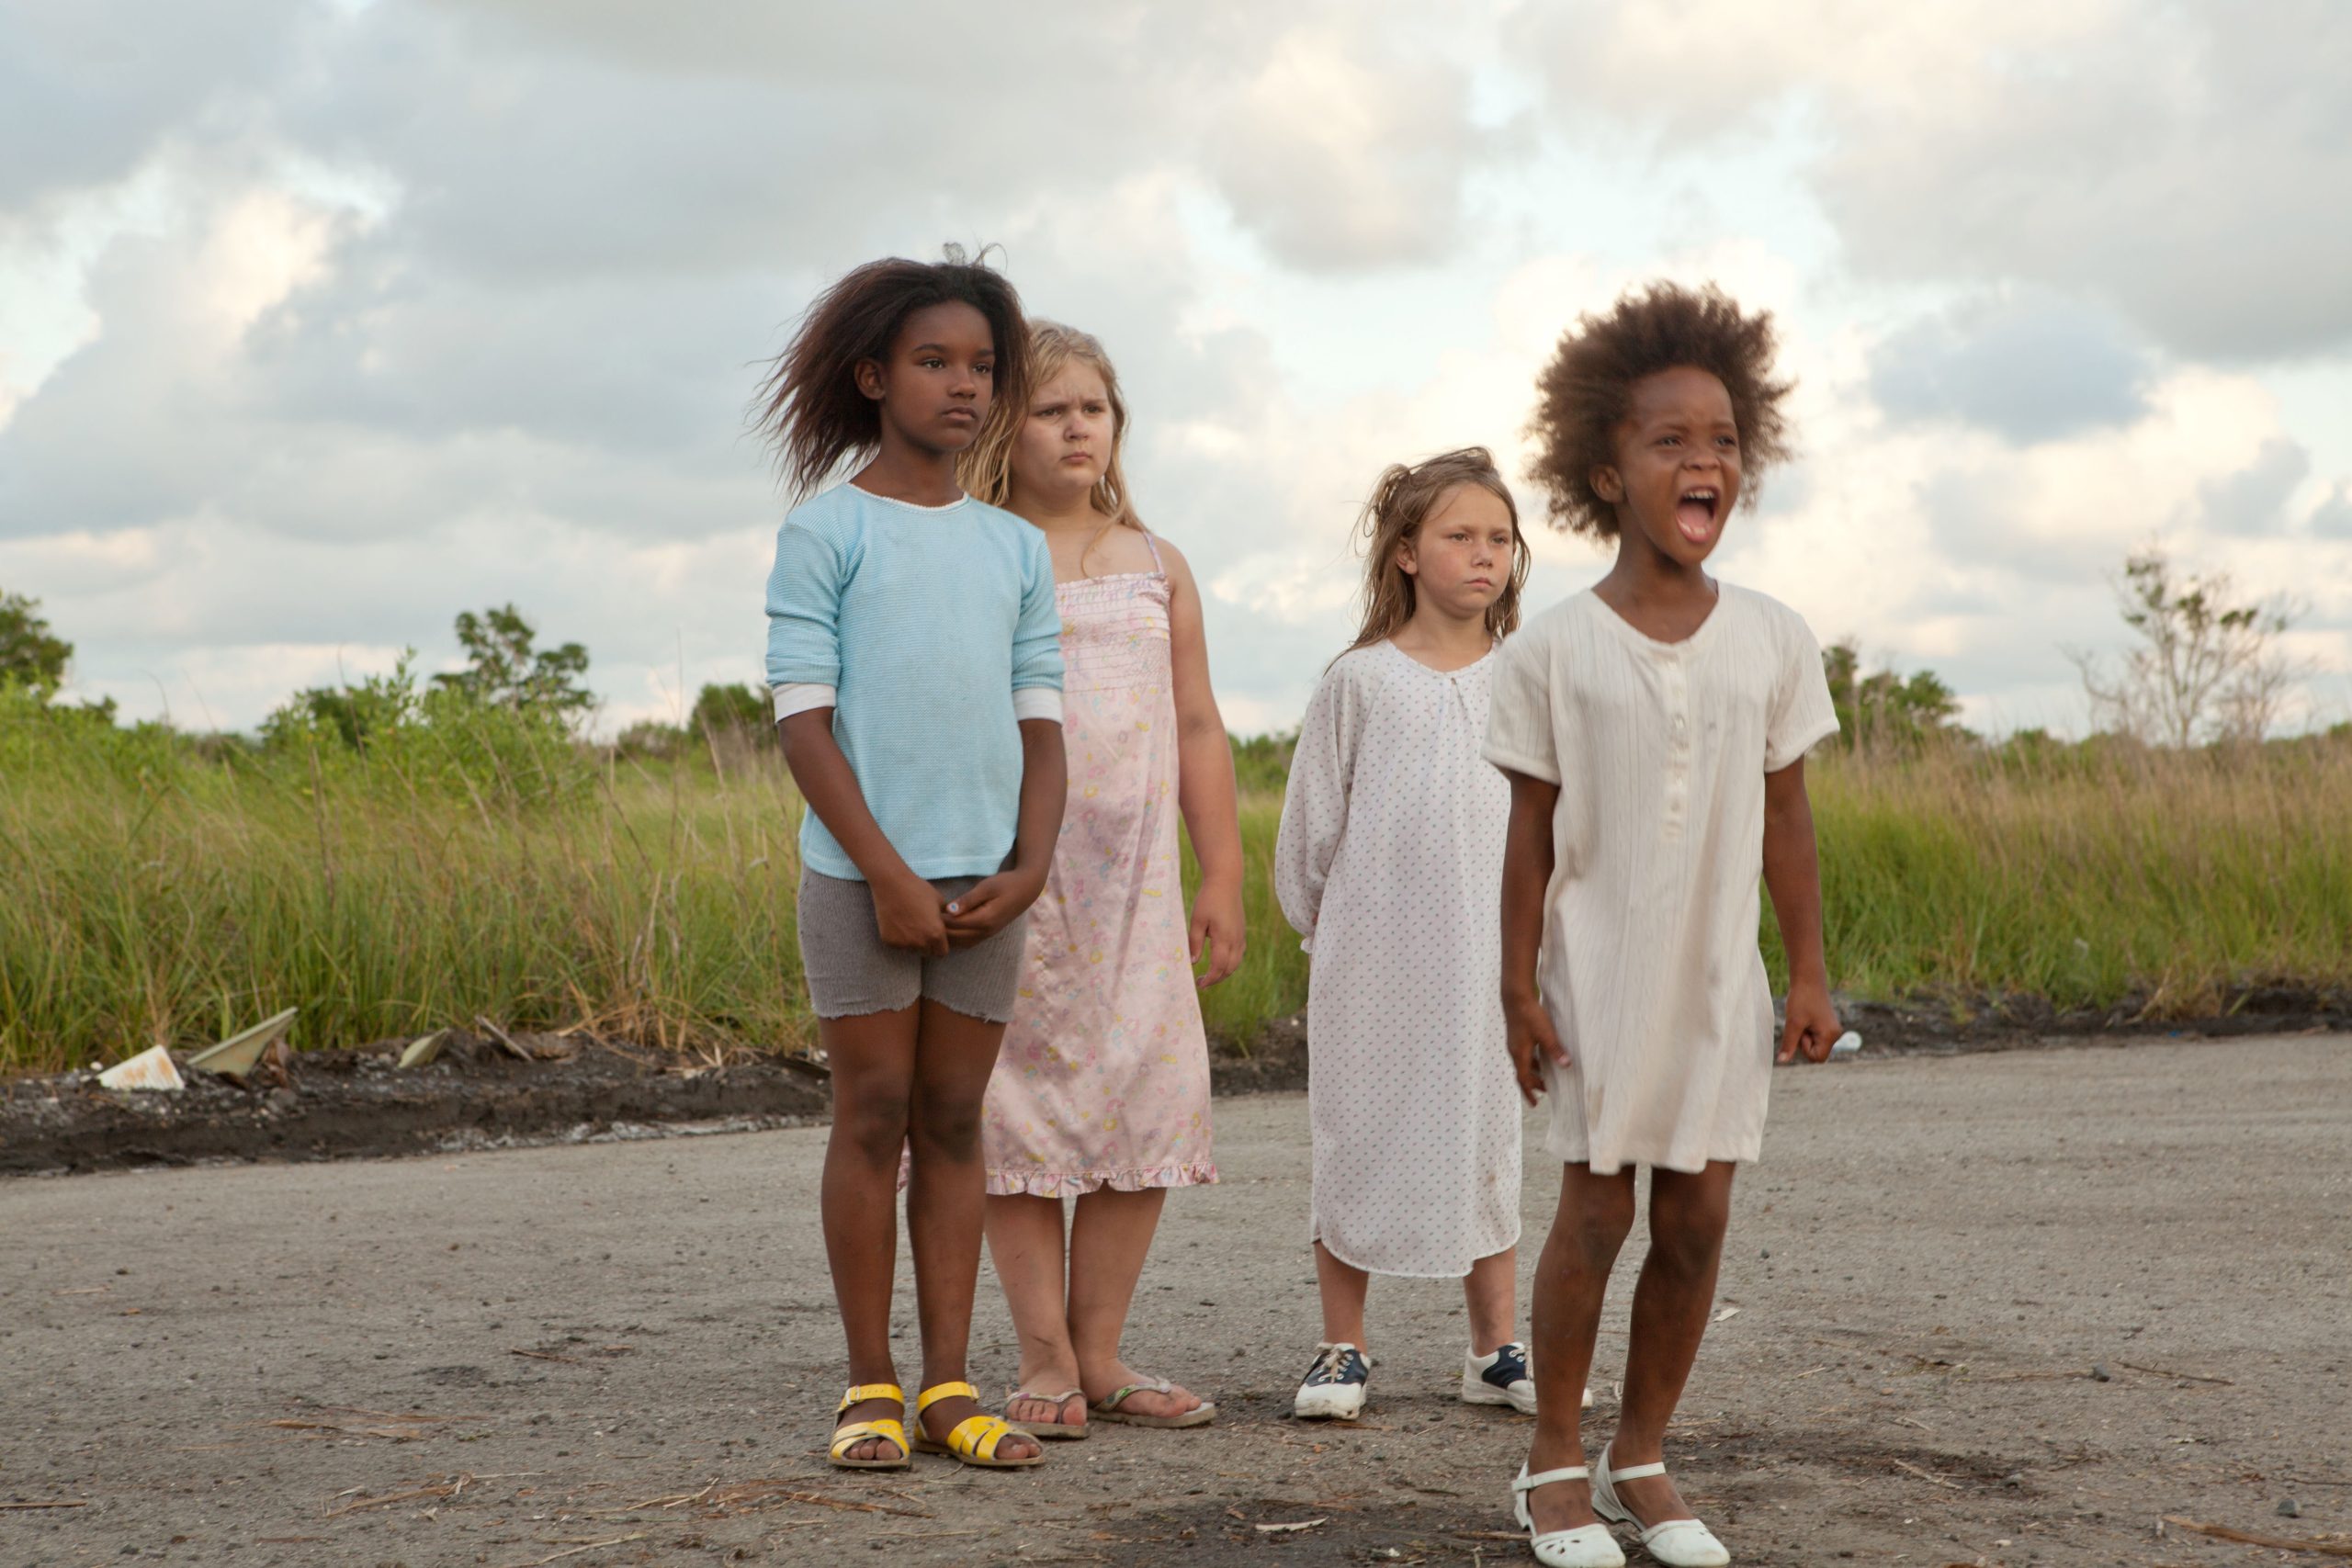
[764,482,1064,882]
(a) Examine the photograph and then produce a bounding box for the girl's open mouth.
[1675,486,1720,543]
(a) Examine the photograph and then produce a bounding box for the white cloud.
[1,0,2348,741]
[1517,0,2352,362]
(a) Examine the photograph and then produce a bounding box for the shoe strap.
[1609,1460,1668,1482]
[838,1382,904,1413]
[916,1380,979,1414]
[1516,1464,1591,1491]
[1096,1378,1174,1410]
[949,1412,1016,1459]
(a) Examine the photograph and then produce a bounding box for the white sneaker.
[1463,1341,1539,1414]
[1461,1342,1594,1413]
[1293,1341,1370,1420]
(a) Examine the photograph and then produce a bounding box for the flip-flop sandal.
[1004,1385,1089,1440]
[1089,1376,1216,1429]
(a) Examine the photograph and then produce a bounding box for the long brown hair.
[959,321,1146,571]
[1345,447,1529,653]
[751,245,1031,502]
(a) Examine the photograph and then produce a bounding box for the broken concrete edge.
[52,986,2352,1099]
[94,1045,186,1092]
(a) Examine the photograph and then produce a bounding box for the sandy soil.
[2,1034,2346,1567]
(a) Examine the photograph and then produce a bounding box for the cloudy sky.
[5,0,2350,739]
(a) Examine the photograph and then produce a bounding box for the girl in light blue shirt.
[755,250,1065,1474]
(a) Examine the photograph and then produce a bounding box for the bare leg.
[982,1193,1085,1430]
[1069,1187,1202,1419]
[1313,1240,1372,1351]
[1611,1161,1736,1526]
[819,1005,921,1462]
[904,1000,1041,1461]
[1523,1163,1636,1534]
[1463,1246,1519,1356]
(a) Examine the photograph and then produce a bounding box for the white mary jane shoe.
[1510,1462,1626,1567]
[1590,1442,1731,1567]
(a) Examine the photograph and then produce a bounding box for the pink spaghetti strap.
[1141,528,1165,574]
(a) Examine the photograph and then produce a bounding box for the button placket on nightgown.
[1662,647,1691,841]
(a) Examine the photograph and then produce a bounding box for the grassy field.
[4,705,2348,1075]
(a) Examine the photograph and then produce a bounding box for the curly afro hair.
[1524,282,1793,538]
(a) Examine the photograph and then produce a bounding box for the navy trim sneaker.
[1464,1340,1539,1414]
[1293,1341,1370,1419]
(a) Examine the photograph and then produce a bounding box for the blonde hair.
[959,321,1145,569]
[1345,447,1529,654]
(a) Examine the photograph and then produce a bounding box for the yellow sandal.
[829,1382,910,1471]
[909,1381,1045,1469]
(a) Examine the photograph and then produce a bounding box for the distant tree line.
[0,543,2331,763]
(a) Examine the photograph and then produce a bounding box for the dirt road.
[4,1035,2347,1567]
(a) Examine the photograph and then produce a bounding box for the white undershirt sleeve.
[770,682,836,721]
[1011,687,1064,724]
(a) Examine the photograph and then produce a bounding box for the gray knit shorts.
[796,869,1029,1024]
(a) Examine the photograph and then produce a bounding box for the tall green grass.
[1793,737,2352,1012]
[4,693,2347,1075]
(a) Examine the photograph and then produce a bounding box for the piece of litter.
[1827,1030,1861,1059]
[187,1007,298,1079]
[1254,1518,1328,1534]
[398,1031,450,1070]
[1712,1306,1742,1324]
[97,1045,184,1092]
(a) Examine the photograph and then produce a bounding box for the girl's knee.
[1648,1192,1731,1268]
[908,1086,984,1160]
[831,1077,913,1163]
[1554,1181,1635,1265]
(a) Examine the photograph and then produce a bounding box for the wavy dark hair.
[1525,281,1793,538]
[752,246,1031,500]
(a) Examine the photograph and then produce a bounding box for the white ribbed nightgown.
[1482,585,1838,1175]
[1274,640,1521,1278]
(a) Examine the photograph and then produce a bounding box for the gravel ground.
[3,1034,2347,1567]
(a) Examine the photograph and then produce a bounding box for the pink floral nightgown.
[981,545,1218,1196]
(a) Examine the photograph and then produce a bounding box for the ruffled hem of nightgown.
[983,1160,1219,1198]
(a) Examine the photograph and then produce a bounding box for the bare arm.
[778,709,948,954]
[1499,769,1566,1105]
[941,717,1067,948]
[1159,540,1246,987]
[1762,757,1838,1064]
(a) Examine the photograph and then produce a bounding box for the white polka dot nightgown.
[1274,640,1521,1279]
[1482,584,1839,1176]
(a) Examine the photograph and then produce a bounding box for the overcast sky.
[5,0,2350,739]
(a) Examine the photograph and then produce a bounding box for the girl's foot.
[1293,1341,1370,1420]
[1592,1443,1730,1567]
[1082,1359,1210,1425]
[916,1387,1045,1465]
[1513,1460,1625,1568]
[1463,1341,1539,1414]
[1519,1442,1603,1537]
[1005,1384,1088,1438]
[832,1388,908,1467]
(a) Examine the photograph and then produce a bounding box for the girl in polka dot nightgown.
[1273,447,1547,1425]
